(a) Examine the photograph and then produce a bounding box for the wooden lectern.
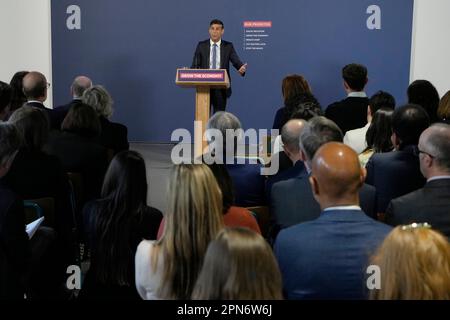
[175,68,230,158]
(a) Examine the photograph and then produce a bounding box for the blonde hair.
[82,85,113,118]
[192,227,283,300]
[437,90,450,121]
[153,164,223,299]
[370,225,450,300]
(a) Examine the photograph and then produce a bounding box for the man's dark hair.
[210,19,224,28]
[407,79,440,123]
[0,81,12,114]
[300,116,343,161]
[342,63,368,91]
[369,90,396,114]
[392,104,430,148]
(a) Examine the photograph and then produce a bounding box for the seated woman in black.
[79,150,163,300]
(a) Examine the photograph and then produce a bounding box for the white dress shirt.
[209,39,221,69]
[344,122,370,154]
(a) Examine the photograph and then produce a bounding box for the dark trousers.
[210,88,227,113]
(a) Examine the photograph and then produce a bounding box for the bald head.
[71,76,92,98]
[418,124,450,176]
[310,142,365,208]
[22,71,48,101]
[281,119,307,155]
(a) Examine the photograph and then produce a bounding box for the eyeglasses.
[401,222,432,231]
[415,148,435,158]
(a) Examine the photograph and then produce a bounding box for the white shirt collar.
[27,100,44,104]
[323,205,361,212]
[347,91,367,98]
[427,175,450,182]
[210,39,221,47]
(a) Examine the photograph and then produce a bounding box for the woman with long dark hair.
[79,150,163,299]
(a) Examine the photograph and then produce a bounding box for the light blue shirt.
[209,39,221,69]
[347,91,367,98]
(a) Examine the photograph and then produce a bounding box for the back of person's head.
[0,81,12,119]
[158,164,224,299]
[82,85,113,118]
[61,103,101,138]
[342,63,368,91]
[365,108,394,153]
[71,76,92,98]
[370,225,450,300]
[282,74,311,105]
[192,227,282,300]
[206,111,242,153]
[281,119,307,155]
[94,150,148,285]
[207,163,234,214]
[392,104,430,148]
[407,80,440,123]
[310,142,365,204]
[9,71,29,111]
[8,106,49,151]
[300,116,343,161]
[437,90,450,122]
[0,123,21,174]
[22,71,47,100]
[369,90,396,114]
[419,123,450,174]
[285,92,322,120]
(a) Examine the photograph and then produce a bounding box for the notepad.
[26,217,45,239]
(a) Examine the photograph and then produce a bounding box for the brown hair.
[370,225,450,300]
[437,90,450,121]
[281,74,311,105]
[192,227,283,300]
[61,103,101,138]
[153,164,224,299]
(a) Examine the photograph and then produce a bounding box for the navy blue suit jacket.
[227,160,266,207]
[191,39,244,97]
[274,209,391,300]
[25,101,60,130]
[365,145,426,213]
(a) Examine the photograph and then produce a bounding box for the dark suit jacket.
[274,209,391,300]
[97,116,129,155]
[79,200,163,300]
[386,178,450,239]
[265,159,305,204]
[227,160,266,207]
[365,145,426,213]
[325,97,369,134]
[191,39,244,97]
[270,171,376,241]
[44,131,109,204]
[0,181,30,299]
[53,98,83,129]
[272,107,289,131]
[25,101,60,130]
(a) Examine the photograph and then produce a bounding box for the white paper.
[26,217,45,239]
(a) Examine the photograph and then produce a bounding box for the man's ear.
[343,80,350,91]
[360,167,367,185]
[309,175,320,197]
[391,132,400,149]
[299,149,307,162]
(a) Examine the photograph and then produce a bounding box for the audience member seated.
[8,71,29,117]
[79,150,163,300]
[272,74,313,130]
[22,71,59,130]
[5,107,73,257]
[208,163,261,234]
[385,124,450,239]
[407,79,440,123]
[192,227,282,300]
[82,85,129,155]
[344,90,395,154]
[54,75,92,128]
[325,63,369,134]
[270,116,377,241]
[437,90,450,124]
[206,111,266,207]
[135,164,223,299]
[44,103,109,204]
[0,81,12,121]
[266,119,307,202]
[358,108,394,167]
[370,224,450,300]
[0,123,31,299]
[275,142,391,299]
[366,104,430,214]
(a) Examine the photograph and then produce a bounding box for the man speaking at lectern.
[191,19,247,113]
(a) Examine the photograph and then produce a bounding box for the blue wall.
[51,0,414,142]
